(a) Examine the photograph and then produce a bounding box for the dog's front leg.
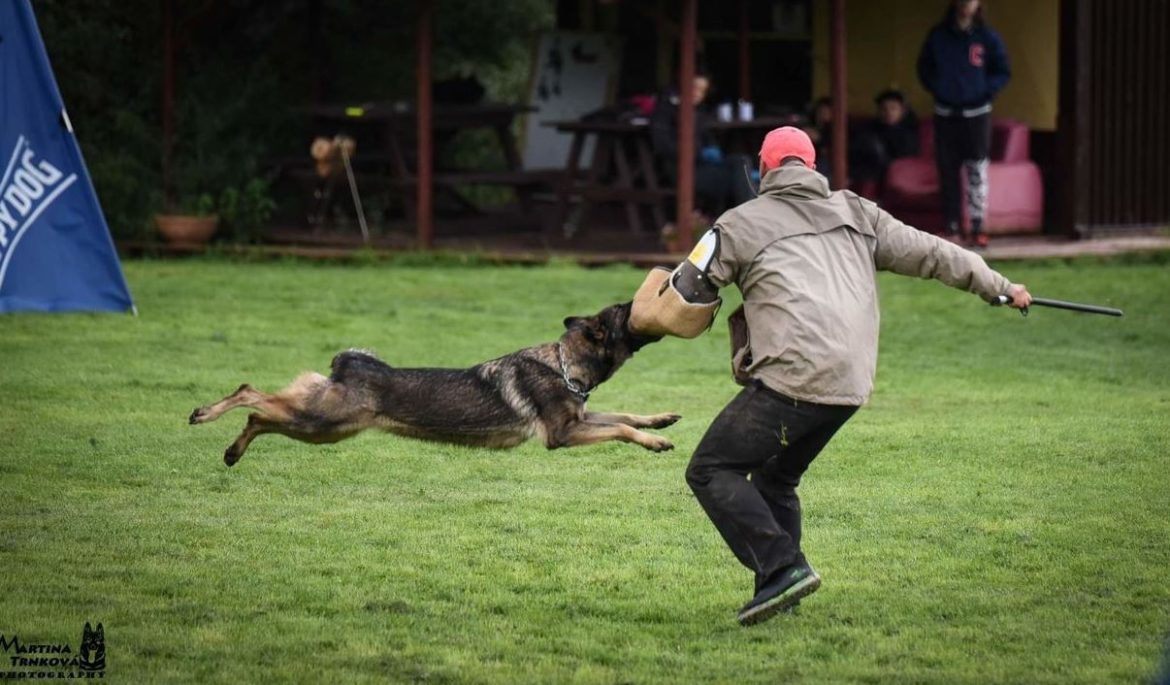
[548,421,673,452]
[584,411,681,429]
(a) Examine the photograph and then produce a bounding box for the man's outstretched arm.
[871,207,1032,308]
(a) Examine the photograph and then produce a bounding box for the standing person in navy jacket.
[917,0,1010,247]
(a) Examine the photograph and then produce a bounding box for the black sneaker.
[736,558,821,626]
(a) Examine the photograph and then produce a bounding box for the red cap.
[759,126,816,172]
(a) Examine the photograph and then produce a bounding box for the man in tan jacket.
[631,127,1030,626]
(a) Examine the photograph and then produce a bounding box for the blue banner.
[0,0,134,313]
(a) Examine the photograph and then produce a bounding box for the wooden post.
[676,0,697,252]
[416,0,434,248]
[829,0,848,190]
[1057,0,1091,237]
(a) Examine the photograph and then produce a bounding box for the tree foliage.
[33,0,554,240]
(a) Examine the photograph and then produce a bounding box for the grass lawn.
[1,255,1168,684]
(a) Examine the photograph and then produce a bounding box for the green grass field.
[2,255,1168,684]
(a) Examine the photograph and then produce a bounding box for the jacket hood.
[759,162,831,200]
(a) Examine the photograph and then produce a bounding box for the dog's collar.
[556,343,592,402]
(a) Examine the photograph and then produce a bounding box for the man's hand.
[1007,283,1033,309]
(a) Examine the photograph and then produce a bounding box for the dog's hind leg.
[191,384,273,424]
[223,413,276,466]
[190,373,327,425]
[584,411,681,429]
[223,411,365,466]
[217,373,369,465]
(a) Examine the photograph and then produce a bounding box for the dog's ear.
[563,316,583,330]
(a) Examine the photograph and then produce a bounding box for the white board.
[522,32,622,170]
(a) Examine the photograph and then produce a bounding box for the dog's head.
[561,302,661,385]
[79,622,105,671]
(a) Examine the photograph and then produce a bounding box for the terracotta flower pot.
[154,214,219,245]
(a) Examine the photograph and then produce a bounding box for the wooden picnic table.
[547,115,799,236]
[299,102,554,226]
[547,119,668,237]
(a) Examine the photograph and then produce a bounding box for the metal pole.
[829,0,848,190]
[339,144,370,245]
[416,0,434,249]
[676,0,697,252]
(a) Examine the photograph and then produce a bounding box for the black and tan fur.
[190,302,678,466]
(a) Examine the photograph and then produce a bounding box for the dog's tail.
[330,349,392,383]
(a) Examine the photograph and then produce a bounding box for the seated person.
[802,96,834,178]
[650,72,755,224]
[850,89,920,186]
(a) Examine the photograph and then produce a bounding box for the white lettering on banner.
[15,168,48,199]
[0,135,79,290]
[3,183,33,214]
[22,148,64,185]
[0,202,15,234]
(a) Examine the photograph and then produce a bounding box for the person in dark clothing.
[802,96,834,178]
[850,89,920,186]
[917,0,1010,247]
[650,74,755,224]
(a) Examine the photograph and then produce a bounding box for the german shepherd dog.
[189,302,679,466]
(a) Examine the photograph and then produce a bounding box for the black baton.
[991,295,1123,317]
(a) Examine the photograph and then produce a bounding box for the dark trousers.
[686,382,857,590]
[934,112,991,233]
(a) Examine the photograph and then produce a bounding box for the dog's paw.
[223,444,242,467]
[189,407,209,425]
[648,413,682,429]
[642,435,674,452]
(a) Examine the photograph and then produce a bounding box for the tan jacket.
[708,163,1012,406]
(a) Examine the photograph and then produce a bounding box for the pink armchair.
[880,117,1044,235]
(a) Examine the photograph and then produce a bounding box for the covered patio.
[155,0,1170,259]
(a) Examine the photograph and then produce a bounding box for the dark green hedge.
[34,0,553,240]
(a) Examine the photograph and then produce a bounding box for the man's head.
[875,89,908,126]
[691,74,711,105]
[758,126,816,174]
[811,97,833,127]
[948,0,983,26]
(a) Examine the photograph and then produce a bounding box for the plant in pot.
[154,179,275,245]
[154,192,219,245]
[156,71,275,246]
